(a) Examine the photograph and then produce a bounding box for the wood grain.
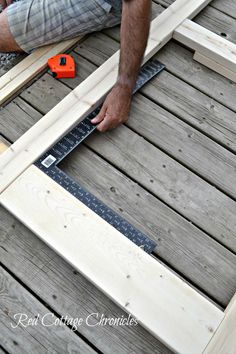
[86,124,236,252]
[0,165,224,354]
[154,0,236,20]
[0,136,9,154]
[174,19,236,80]
[61,144,236,306]
[204,293,236,353]
[0,205,172,354]
[109,2,236,112]
[194,51,236,82]
[0,0,213,193]
[78,26,236,153]
[1,101,236,306]
[210,0,236,19]
[0,266,95,354]
[17,51,236,252]
[0,37,82,106]
[22,70,236,200]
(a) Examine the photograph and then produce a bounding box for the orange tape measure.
[48,54,76,79]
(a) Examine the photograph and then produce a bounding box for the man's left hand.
[91,84,132,132]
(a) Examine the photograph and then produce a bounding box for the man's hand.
[0,0,13,10]
[91,84,132,132]
[91,0,150,133]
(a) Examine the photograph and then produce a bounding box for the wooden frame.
[1,1,236,353]
[0,36,82,106]
[173,19,236,82]
[0,164,225,354]
[0,0,213,193]
[204,294,236,354]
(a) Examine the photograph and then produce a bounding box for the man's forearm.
[118,0,151,91]
[91,0,151,132]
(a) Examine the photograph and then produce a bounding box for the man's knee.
[0,9,23,52]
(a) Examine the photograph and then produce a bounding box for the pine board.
[0,0,213,193]
[174,19,236,74]
[0,37,82,106]
[1,100,236,306]
[0,165,224,354]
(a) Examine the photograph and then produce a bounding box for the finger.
[91,104,107,124]
[97,116,116,132]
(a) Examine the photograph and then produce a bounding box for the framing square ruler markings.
[35,59,165,254]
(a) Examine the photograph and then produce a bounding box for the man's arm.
[0,0,13,10]
[92,0,151,132]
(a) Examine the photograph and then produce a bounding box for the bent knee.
[0,10,23,52]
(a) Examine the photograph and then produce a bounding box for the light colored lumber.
[19,70,236,251]
[0,0,213,193]
[0,37,82,106]
[25,61,236,201]
[204,293,236,353]
[73,31,236,152]
[0,136,10,154]
[174,19,236,81]
[1,94,236,306]
[152,2,236,112]
[0,164,224,354]
[193,51,236,82]
[0,210,170,354]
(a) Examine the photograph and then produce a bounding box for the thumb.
[91,104,107,124]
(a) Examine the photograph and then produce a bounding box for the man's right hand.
[0,0,13,10]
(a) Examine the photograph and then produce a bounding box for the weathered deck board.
[60,145,236,306]
[142,62,236,143]
[82,30,236,151]
[1,0,216,194]
[1,1,236,351]
[0,266,95,354]
[173,19,236,80]
[21,68,236,201]
[210,0,236,19]
[2,165,225,354]
[105,3,236,113]
[74,34,236,196]
[0,56,95,142]
[15,52,236,252]
[0,206,172,354]
[86,125,236,251]
[195,6,236,44]
[154,0,236,22]
[1,102,236,307]
[155,42,236,112]
[0,3,234,294]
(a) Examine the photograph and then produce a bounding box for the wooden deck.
[0,1,236,353]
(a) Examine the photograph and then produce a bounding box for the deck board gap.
[0,344,9,354]
[82,142,236,256]
[125,118,236,202]
[0,261,101,353]
[151,253,225,309]
[140,87,236,155]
